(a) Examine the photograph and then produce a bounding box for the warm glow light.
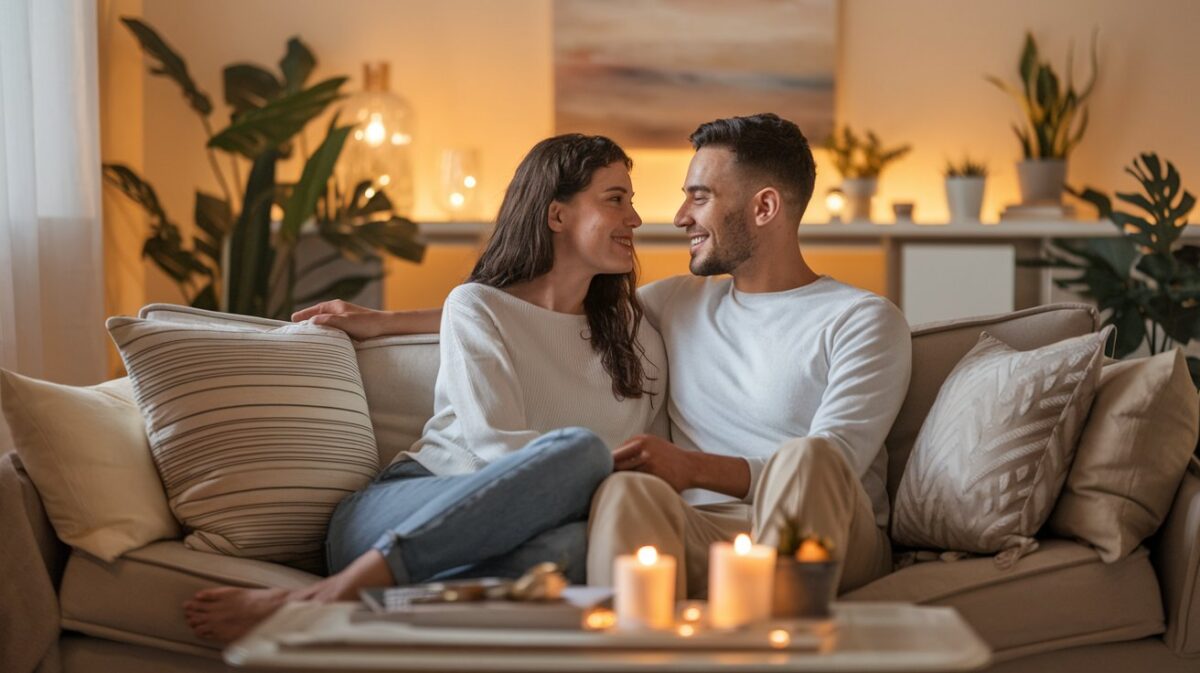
[353,130,364,141]
[677,624,696,637]
[734,534,752,555]
[449,192,465,208]
[584,608,616,631]
[378,174,391,186]
[681,605,702,622]
[637,546,658,566]
[391,132,411,146]
[825,189,846,216]
[769,629,790,648]
[365,115,386,146]
[463,175,477,188]
[364,187,376,199]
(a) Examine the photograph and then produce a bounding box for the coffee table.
[225,601,991,672]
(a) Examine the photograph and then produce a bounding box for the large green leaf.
[281,124,352,241]
[102,163,169,223]
[1107,305,1147,358]
[280,38,316,94]
[120,18,211,116]
[193,191,232,268]
[207,77,347,159]
[223,64,283,119]
[227,150,278,316]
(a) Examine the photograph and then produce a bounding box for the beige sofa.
[2,302,1199,672]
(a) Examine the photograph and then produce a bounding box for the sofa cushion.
[1,372,179,561]
[892,329,1109,564]
[60,542,318,653]
[888,304,1098,507]
[108,316,378,572]
[138,303,439,467]
[843,539,1164,659]
[1049,349,1200,562]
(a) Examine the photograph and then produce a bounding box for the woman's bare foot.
[183,550,395,644]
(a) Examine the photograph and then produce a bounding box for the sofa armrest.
[0,451,67,672]
[1153,457,1200,655]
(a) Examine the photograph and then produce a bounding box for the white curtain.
[1,0,107,447]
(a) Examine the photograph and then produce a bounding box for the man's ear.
[752,187,782,227]
[547,200,567,233]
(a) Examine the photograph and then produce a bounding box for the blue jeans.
[325,427,612,585]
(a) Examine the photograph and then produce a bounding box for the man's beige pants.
[587,437,891,599]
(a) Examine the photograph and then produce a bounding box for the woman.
[184,134,667,643]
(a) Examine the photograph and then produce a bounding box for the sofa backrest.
[138,302,1099,482]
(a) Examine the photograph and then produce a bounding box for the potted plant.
[944,157,988,222]
[824,127,911,222]
[1026,153,1200,385]
[771,517,837,619]
[103,18,425,320]
[987,31,1098,206]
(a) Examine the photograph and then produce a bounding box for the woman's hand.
[292,300,391,340]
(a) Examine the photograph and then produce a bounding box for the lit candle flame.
[734,534,752,555]
[677,624,696,637]
[583,608,616,630]
[769,629,790,648]
[636,546,658,566]
[681,605,702,622]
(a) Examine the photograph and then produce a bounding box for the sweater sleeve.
[804,297,912,479]
[437,289,542,464]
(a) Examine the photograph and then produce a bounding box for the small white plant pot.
[945,176,985,222]
[841,178,878,222]
[1017,159,1067,205]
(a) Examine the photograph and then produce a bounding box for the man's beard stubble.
[690,209,756,277]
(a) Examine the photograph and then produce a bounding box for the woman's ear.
[547,200,567,233]
[752,187,782,227]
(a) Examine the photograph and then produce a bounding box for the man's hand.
[612,435,697,493]
[292,300,391,341]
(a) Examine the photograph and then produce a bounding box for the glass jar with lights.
[337,62,415,216]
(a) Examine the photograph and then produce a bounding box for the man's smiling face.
[673,146,756,277]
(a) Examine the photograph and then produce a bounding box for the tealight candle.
[614,546,676,630]
[708,534,776,629]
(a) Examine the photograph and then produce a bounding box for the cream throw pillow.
[892,327,1110,567]
[1,372,179,561]
[107,317,378,572]
[1048,349,1199,562]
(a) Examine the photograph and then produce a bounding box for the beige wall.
[103,0,1200,308]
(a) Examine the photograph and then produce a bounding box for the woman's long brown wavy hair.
[468,134,650,400]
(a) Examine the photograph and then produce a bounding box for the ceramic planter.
[945,176,986,222]
[771,558,838,619]
[1016,159,1067,205]
[840,178,877,222]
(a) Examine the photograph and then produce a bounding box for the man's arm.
[292,300,442,340]
[613,435,751,498]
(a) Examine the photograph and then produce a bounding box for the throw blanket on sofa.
[1,451,62,673]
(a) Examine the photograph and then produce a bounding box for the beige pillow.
[1048,349,1199,562]
[0,372,179,561]
[892,327,1110,566]
[107,317,378,572]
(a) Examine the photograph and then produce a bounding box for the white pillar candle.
[614,546,676,630]
[708,534,777,629]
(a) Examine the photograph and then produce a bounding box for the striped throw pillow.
[107,317,378,572]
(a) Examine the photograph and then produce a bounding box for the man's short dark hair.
[689,113,817,218]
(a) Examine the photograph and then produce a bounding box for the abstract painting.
[554,0,836,148]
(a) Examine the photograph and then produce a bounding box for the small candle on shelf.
[709,533,777,630]
[614,545,676,630]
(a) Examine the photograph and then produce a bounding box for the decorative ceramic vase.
[1016,159,1067,205]
[945,176,986,222]
[840,178,877,222]
[771,558,838,619]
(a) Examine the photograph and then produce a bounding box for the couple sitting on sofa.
[184,113,913,643]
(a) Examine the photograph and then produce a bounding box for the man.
[587,113,911,598]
